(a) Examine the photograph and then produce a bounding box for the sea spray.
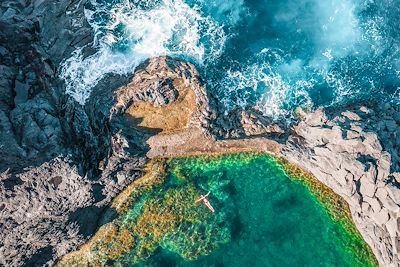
[206,0,399,117]
[213,51,315,118]
[60,0,226,104]
[61,0,399,117]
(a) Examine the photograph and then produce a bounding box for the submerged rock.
[59,154,377,266]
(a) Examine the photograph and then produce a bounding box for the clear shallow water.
[61,154,376,266]
[61,0,399,118]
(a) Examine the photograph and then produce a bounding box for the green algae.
[60,153,377,267]
[277,157,378,266]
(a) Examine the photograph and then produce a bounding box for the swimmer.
[195,191,215,213]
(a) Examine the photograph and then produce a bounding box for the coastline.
[0,3,398,263]
[106,56,393,266]
[112,57,397,266]
[277,157,378,266]
[59,152,378,266]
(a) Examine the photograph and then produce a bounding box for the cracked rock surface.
[283,105,400,266]
[1,0,399,266]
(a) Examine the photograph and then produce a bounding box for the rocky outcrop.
[111,56,281,159]
[0,50,213,266]
[283,105,400,266]
[0,1,399,266]
[212,107,285,139]
[0,158,92,266]
[0,1,145,265]
[0,0,93,174]
[112,56,215,130]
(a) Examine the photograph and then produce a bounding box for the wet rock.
[0,0,398,265]
[0,0,112,265]
[239,109,284,137]
[0,45,8,56]
[2,8,17,20]
[360,106,370,114]
[304,108,327,126]
[0,65,14,110]
[14,80,29,105]
[385,120,397,132]
[393,112,400,124]
[294,106,307,119]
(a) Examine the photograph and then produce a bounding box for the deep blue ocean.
[61,0,400,118]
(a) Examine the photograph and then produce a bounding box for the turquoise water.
[62,154,376,266]
[144,155,376,266]
[61,0,399,118]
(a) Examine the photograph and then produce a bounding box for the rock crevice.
[283,106,400,266]
[0,1,399,266]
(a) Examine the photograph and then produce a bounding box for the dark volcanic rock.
[1,1,398,266]
[0,158,92,266]
[0,0,116,265]
[213,107,286,140]
[0,11,204,265]
[14,80,29,105]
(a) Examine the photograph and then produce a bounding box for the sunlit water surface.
[62,154,376,266]
[61,0,399,119]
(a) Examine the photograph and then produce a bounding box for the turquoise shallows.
[61,154,376,266]
[138,154,376,267]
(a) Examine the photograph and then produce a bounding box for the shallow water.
[62,154,376,266]
[147,155,375,266]
[61,0,399,118]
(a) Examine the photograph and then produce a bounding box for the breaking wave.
[60,0,226,104]
[61,0,400,118]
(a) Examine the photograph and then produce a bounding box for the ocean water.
[61,154,376,266]
[61,0,399,118]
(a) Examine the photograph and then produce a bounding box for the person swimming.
[195,191,215,213]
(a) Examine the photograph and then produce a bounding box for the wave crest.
[60,0,226,104]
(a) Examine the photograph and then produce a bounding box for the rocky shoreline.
[0,1,399,266]
[284,106,400,266]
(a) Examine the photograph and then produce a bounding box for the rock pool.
[60,153,376,266]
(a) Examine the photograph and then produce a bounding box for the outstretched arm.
[195,192,210,203]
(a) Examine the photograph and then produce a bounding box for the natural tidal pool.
[61,154,377,266]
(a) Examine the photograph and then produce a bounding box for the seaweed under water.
[60,153,377,266]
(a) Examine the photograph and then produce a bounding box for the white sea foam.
[216,58,313,118]
[60,0,226,104]
[61,0,399,114]
[213,0,365,117]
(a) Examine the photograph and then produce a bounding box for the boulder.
[14,80,30,105]
[372,209,390,225]
[359,178,376,198]
[341,111,361,121]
